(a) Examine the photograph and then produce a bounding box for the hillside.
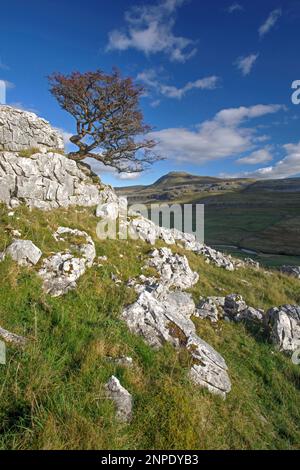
[0,107,300,451]
[1,203,300,450]
[116,172,300,267]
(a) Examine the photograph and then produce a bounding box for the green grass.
[0,203,300,450]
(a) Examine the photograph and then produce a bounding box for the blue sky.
[1,0,300,186]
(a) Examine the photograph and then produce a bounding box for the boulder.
[4,239,42,266]
[224,294,264,323]
[38,227,95,297]
[147,247,199,289]
[281,266,300,280]
[188,334,231,398]
[195,297,225,323]
[105,376,133,422]
[0,105,64,152]
[122,248,231,398]
[266,305,300,353]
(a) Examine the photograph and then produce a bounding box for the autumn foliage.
[48,69,160,173]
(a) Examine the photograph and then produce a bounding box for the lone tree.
[48,69,160,173]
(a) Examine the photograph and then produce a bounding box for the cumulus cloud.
[235,53,259,76]
[137,69,219,100]
[237,148,273,165]
[107,0,197,62]
[248,143,300,179]
[227,3,244,13]
[259,8,282,38]
[150,104,284,164]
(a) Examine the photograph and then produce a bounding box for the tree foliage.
[48,69,160,173]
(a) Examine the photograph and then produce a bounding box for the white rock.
[5,239,42,266]
[266,305,300,353]
[105,376,133,422]
[38,227,95,296]
[0,105,64,152]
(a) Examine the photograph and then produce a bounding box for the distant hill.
[116,171,300,266]
[116,171,256,204]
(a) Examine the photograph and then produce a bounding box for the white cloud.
[118,172,142,180]
[237,148,273,165]
[259,8,282,38]
[249,143,300,179]
[137,69,219,100]
[235,53,259,76]
[150,104,284,164]
[107,0,197,62]
[227,3,243,13]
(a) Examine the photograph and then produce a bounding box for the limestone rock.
[105,376,133,422]
[122,248,231,398]
[0,151,117,210]
[281,266,300,280]
[148,247,199,289]
[38,227,95,297]
[0,105,64,152]
[224,294,264,323]
[266,305,300,353]
[224,294,248,319]
[4,239,42,266]
[195,297,225,323]
[188,334,231,398]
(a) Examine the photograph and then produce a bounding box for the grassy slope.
[0,203,300,450]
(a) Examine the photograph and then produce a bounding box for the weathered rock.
[224,294,248,319]
[0,151,117,210]
[266,305,300,353]
[188,334,231,398]
[105,376,133,422]
[195,297,225,323]
[0,105,64,152]
[4,239,42,266]
[148,248,199,289]
[224,294,264,323]
[281,266,300,280]
[38,227,95,297]
[122,248,231,398]
[0,325,27,347]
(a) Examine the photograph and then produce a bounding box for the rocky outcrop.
[0,152,111,210]
[266,305,300,353]
[147,248,199,290]
[105,376,133,422]
[123,248,231,398]
[195,294,264,325]
[195,297,225,323]
[96,206,258,272]
[0,105,64,152]
[38,227,96,297]
[281,266,300,280]
[1,239,42,266]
